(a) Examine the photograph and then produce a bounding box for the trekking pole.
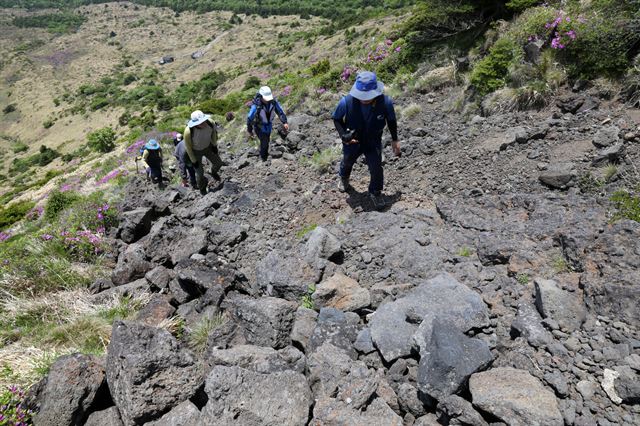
[134,157,139,174]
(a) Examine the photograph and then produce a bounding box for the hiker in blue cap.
[184,110,222,195]
[332,71,400,209]
[174,134,197,188]
[137,139,164,188]
[247,86,289,163]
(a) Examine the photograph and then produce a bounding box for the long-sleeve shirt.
[247,100,287,135]
[332,95,398,143]
[173,140,191,180]
[183,119,217,163]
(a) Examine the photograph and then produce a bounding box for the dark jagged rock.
[33,353,108,426]
[200,366,312,425]
[592,142,625,166]
[256,249,317,300]
[397,383,430,417]
[308,307,360,358]
[135,294,176,325]
[224,294,297,349]
[593,126,621,148]
[417,320,493,401]
[144,265,174,291]
[106,321,201,425]
[304,226,342,262]
[111,244,152,286]
[117,207,155,244]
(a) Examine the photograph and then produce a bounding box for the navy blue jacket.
[332,95,397,145]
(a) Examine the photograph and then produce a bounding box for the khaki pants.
[193,145,222,189]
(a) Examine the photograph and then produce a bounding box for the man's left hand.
[392,141,401,157]
[283,123,289,132]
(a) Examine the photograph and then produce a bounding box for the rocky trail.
[28,87,640,425]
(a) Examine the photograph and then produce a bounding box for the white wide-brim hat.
[259,86,274,101]
[188,110,211,128]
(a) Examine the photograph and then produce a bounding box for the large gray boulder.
[141,217,208,265]
[370,273,489,362]
[469,367,563,426]
[534,278,586,331]
[33,353,107,426]
[205,345,306,374]
[256,250,317,300]
[304,226,342,262]
[106,321,202,425]
[418,320,493,401]
[312,273,370,312]
[200,366,312,426]
[592,142,625,166]
[145,400,201,426]
[225,294,297,349]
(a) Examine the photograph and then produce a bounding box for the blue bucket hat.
[350,71,384,101]
[145,139,160,150]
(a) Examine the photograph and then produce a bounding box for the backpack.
[252,94,276,129]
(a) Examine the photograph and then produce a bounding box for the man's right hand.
[346,139,359,145]
[247,131,255,139]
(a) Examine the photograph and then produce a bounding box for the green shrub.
[310,59,330,76]
[243,76,261,91]
[12,141,28,154]
[610,190,640,222]
[2,104,16,114]
[506,0,542,12]
[0,200,35,230]
[43,119,54,129]
[0,386,34,425]
[90,97,109,110]
[12,12,85,34]
[471,38,522,96]
[87,127,116,153]
[45,191,80,221]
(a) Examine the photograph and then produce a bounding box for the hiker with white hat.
[247,86,289,162]
[332,71,400,209]
[184,110,222,195]
[137,138,164,188]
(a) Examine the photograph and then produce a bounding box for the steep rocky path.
[28,88,640,425]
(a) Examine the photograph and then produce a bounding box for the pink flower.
[0,231,11,242]
[41,234,54,241]
[395,47,401,52]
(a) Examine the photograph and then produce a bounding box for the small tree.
[87,127,116,153]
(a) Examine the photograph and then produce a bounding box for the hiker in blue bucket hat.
[137,138,164,188]
[332,71,400,209]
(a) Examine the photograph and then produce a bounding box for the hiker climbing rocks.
[137,139,164,188]
[173,132,183,146]
[174,137,196,188]
[184,110,222,195]
[247,86,289,162]
[332,71,400,209]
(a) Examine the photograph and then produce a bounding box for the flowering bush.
[0,385,34,426]
[96,168,129,186]
[543,12,584,50]
[40,228,107,261]
[0,231,11,243]
[364,39,401,64]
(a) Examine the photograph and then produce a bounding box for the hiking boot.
[369,192,385,210]
[199,186,207,195]
[337,177,350,193]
